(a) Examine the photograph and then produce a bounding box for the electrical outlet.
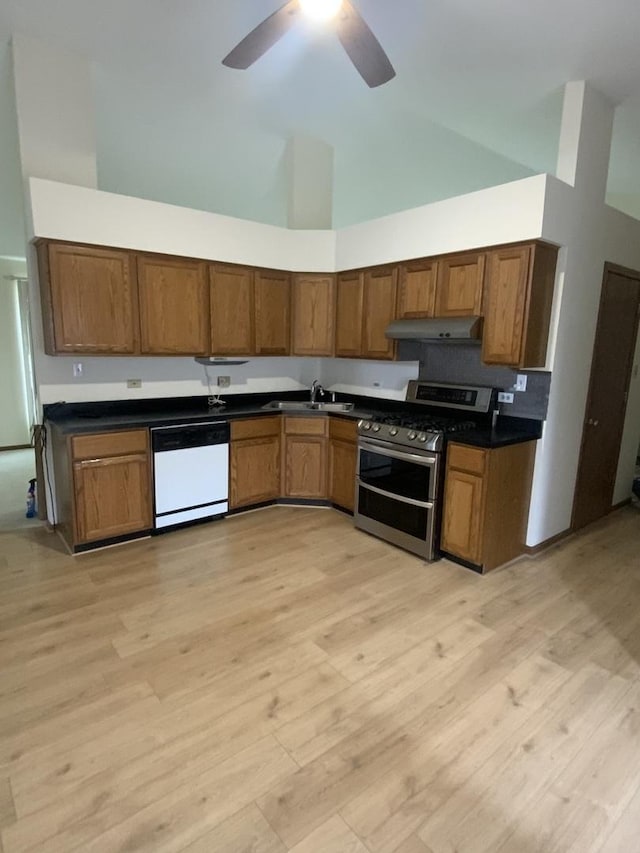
[514,374,528,392]
[217,376,231,388]
[498,392,514,404]
[72,362,83,378]
[127,379,142,389]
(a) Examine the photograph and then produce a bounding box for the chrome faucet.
[310,379,324,403]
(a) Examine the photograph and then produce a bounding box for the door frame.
[571,262,640,530]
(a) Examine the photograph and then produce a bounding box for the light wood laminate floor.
[1,504,640,852]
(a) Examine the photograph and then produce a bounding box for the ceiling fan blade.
[222,0,301,70]
[335,0,396,88]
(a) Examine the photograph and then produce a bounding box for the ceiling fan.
[222,0,396,88]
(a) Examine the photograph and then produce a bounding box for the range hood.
[385,316,483,343]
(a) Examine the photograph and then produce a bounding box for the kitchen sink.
[262,400,355,413]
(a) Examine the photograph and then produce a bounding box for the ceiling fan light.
[299,0,343,22]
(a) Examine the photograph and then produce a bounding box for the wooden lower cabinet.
[230,418,281,509]
[441,441,536,573]
[74,453,152,544]
[283,417,328,499]
[328,418,358,512]
[50,428,152,550]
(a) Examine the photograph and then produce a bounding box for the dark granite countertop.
[44,394,543,447]
[44,392,375,435]
[447,416,543,449]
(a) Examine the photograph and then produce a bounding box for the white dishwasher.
[151,421,230,531]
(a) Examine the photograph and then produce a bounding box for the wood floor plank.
[0,505,639,852]
[415,665,631,853]
[288,814,369,853]
[179,803,286,853]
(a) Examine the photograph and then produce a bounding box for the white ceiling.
[1,0,639,248]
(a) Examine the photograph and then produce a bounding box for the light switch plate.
[72,362,83,378]
[514,374,528,392]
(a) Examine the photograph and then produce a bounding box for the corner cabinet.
[291,273,336,357]
[37,241,139,354]
[282,417,328,499]
[441,441,536,573]
[482,243,558,367]
[229,418,281,509]
[50,428,152,551]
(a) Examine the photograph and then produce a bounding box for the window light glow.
[299,0,343,22]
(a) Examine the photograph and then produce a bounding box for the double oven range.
[355,381,496,561]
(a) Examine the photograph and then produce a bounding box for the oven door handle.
[357,480,435,510]
[358,440,437,467]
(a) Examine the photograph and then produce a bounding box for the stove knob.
[389,427,399,436]
[372,424,381,433]
[407,431,417,440]
[363,422,372,431]
[419,434,428,443]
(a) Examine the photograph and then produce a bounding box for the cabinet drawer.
[284,417,328,436]
[71,430,149,461]
[231,417,280,441]
[329,417,358,443]
[447,443,486,475]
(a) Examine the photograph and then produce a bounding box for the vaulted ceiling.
[1,0,639,257]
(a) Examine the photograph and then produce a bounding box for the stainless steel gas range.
[355,381,496,561]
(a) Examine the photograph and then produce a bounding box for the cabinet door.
[42,243,138,354]
[255,270,291,355]
[396,259,438,318]
[284,436,327,499]
[363,266,398,360]
[73,453,151,543]
[291,274,336,356]
[138,255,209,354]
[210,264,255,355]
[436,252,485,317]
[329,439,357,511]
[335,272,365,357]
[482,246,532,366]
[441,468,485,564]
[230,436,280,509]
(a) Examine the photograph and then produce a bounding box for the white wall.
[0,258,30,446]
[322,359,420,402]
[0,42,25,258]
[335,175,547,270]
[28,179,335,273]
[11,35,97,189]
[37,355,320,406]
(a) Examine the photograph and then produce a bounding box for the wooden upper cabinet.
[255,269,291,356]
[137,255,209,355]
[362,266,398,360]
[291,274,336,357]
[436,252,485,317]
[210,264,255,355]
[482,242,558,367]
[39,242,138,354]
[396,258,438,319]
[335,272,365,357]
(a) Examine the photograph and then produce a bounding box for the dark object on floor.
[633,477,640,499]
[26,478,36,518]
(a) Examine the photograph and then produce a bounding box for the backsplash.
[397,342,552,420]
